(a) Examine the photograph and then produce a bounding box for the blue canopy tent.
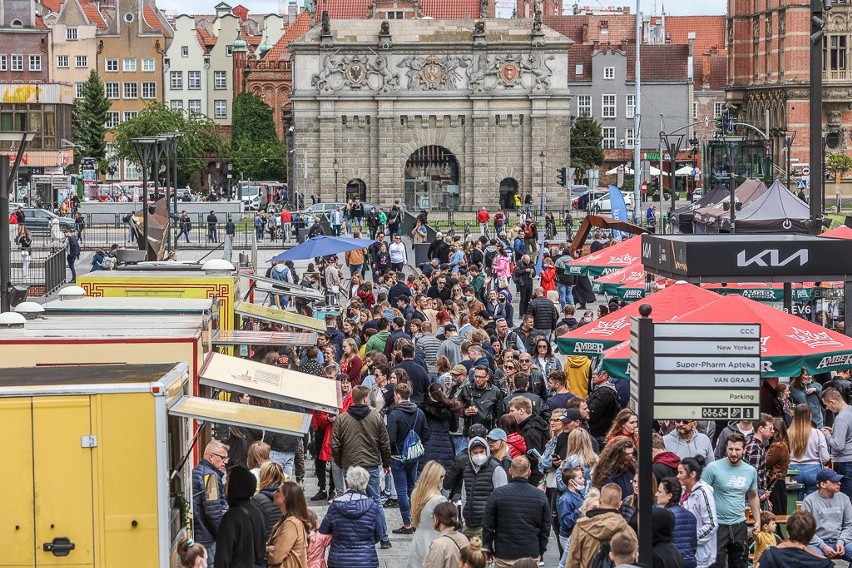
[268,236,375,263]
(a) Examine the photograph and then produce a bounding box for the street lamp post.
[539,151,546,217]
[333,158,339,203]
[784,130,797,191]
[170,133,182,250]
[660,132,685,234]
[0,131,35,312]
[131,137,160,259]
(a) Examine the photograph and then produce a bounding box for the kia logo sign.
[736,249,809,268]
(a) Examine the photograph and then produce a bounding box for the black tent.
[735,179,811,233]
[693,179,768,234]
[671,185,730,234]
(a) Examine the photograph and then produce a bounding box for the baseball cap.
[486,428,507,442]
[444,323,457,332]
[451,364,468,376]
[817,469,844,483]
[560,408,583,424]
[469,423,488,439]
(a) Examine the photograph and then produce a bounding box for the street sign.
[630,322,761,420]
[802,166,811,176]
[645,153,660,161]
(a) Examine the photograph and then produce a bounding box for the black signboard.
[641,234,852,282]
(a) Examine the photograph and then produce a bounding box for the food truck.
[76,262,242,332]
[0,362,313,567]
[41,297,218,323]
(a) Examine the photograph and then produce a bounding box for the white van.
[237,184,267,211]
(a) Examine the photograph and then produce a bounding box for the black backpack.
[590,541,615,568]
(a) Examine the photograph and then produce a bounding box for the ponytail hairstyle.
[432,501,462,531]
[680,455,707,481]
[177,536,206,568]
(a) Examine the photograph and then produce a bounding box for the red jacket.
[477,210,490,223]
[280,210,292,223]
[540,265,557,293]
[507,432,527,458]
[318,391,353,462]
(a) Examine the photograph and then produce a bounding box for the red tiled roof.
[626,44,689,82]
[314,0,371,21]
[420,0,480,18]
[196,25,216,50]
[566,44,594,83]
[81,3,107,29]
[36,14,48,28]
[696,52,727,90]
[144,3,172,37]
[41,0,62,13]
[267,8,311,60]
[232,4,248,21]
[665,15,726,57]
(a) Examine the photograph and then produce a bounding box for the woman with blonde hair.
[459,537,487,568]
[407,461,448,568]
[339,338,363,386]
[788,403,829,497]
[252,460,289,540]
[560,427,599,492]
[247,441,272,482]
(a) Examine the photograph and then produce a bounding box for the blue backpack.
[399,411,424,463]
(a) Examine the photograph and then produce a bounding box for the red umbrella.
[565,237,642,278]
[556,282,719,355]
[821,225,852,240]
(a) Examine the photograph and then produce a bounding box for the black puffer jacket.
[518,413,550,486]
[444,438,508,528]
[482,477,551,560]
[527,296,559,332]
[250,486,283,541]
[191,459,228,545]
[421,398,458,470]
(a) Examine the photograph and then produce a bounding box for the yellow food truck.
[0,362,312,567]
[77,262,242,331]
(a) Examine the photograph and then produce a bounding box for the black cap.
[469,423,488,439]
[444,323,457,332]
[561,408,583,424]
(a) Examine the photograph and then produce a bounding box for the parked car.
[22,208,76,234]
[571,188,609,210]
[590,191,636,214]
[302,201,378,217]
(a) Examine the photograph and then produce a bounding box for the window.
[603,66,615,80]
[11,55,23,71]
[170,71,183,90]
[142,58,155,72]
[577,95,591,117]
[29,55,41,71]
[825,35,848,77]
[575,64,584,76]
[188,71,201,90]
[57,55,69,68]
[714,102,725,117]
[188,99,202,116]
[124,159,140,180]
[105,82,120,99]
[181,46,189,57]
[105,59,118,72]
[141,82,156,99]
[170,100,183,110]
[693,102,698,119]
[123,82,138,99]
[226,45,233,57]
[123,58,136,72]
[602,127,617,149]
[0,56,6,71]
[123,111,138,122]
[625,127,635,147]
[214,71,227,90]
[75,82,85,98]
[66,27,78,40]
[626,94,635,119]
[105,112,120,128]
[601,94,616,118]
[214,100,227,119]
[76,55,88,68]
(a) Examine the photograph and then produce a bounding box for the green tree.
[231,92,286,181]
[570,116,605,182]
[112,103,225,186]
[827,153,852,181]
[72,70,110,165]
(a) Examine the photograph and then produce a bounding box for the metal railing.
[8,247,67,296]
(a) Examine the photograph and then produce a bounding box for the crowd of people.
[184,224,852,568]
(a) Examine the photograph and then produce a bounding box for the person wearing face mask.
[557,467,586,565]
[790,367,825,429]
[579,310,594,327]
[443,436,508,539]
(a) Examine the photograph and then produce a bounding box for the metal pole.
[0,156,9,313]
[786,135,792,190]
[172,137,179,251]
[810,0,825,235]
[783,282,792,314]
[636,303,655,565]
[540,151,546,218]
[669,142,677,226]
[303,150,308,202]
[658,114,664,233]
[845,279,852,338]
[633,0,642,223]
[162,140,171,254]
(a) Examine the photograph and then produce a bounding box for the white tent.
[675,165,701,176]
[605,163,668,176]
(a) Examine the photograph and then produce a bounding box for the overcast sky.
[157,0,727,18]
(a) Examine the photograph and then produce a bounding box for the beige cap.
[451,364,467,375]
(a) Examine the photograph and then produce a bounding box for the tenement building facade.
[288,18,572,211]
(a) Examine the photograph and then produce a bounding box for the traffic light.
[715,113,725,136]
[812,1,832,45]
[556,167,567,187]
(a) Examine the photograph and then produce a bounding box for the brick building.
[0,0,50,83]
[726,0,851,176]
